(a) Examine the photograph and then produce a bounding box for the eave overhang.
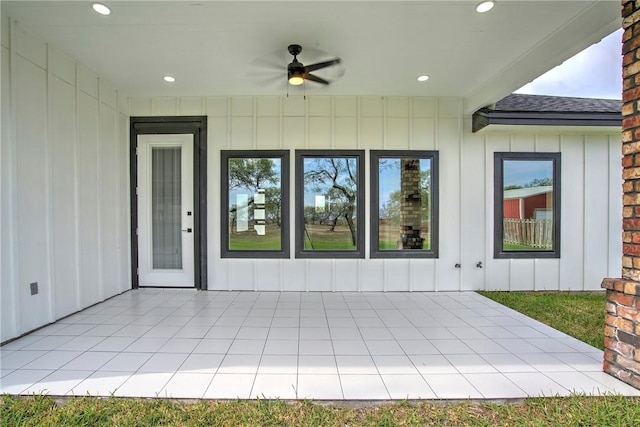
[472,109,622,133]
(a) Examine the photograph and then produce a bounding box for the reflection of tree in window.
[378,158,431,251]
[227,158,282,250]
[303,158,358,250]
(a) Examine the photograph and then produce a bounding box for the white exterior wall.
[0,20,130,342]
[129,96,622,294]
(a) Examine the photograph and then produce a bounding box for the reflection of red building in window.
[503,186,553,219]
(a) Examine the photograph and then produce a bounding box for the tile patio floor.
[1,289,639,400]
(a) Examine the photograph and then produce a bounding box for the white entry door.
[137,134,194,287]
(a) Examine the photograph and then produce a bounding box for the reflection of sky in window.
[503,160,553,188]
[303,158,357,206]
[228,158,280,207]
[378,158,431,207]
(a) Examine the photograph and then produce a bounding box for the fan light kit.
[417,75,430,82]
[287,44,341,86]
[476,1,495,13]
[163,76,176,83]
[91,3,111,16]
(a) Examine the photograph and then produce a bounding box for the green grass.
[478,291,606,350]
[2,394,640,426]
[228,225,281,250]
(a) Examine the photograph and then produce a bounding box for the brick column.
[399,159,424,249]
[600,0,640,390]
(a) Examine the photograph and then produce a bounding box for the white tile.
[158,338,200,353]
[0,369,54,394]
[268,328,299,340]
[85,324,126,336]
[192,339,233,354]
[549,352,603,372]
[258,355,298,374]
[340,374,390,399]
[332,340,369,355]
[138,353,189,373]
[329,328,363,340]
[173,326,211,339]
[417,328,451,340]
[299,340,334,355]
[547,371,617,395]
[299,327,331,340]
[22,336,74,351]
[516,353,575,373]
[90,337,137,352]
[236,327,270,340]
[447,327,487,340]
[0,350,48,369]
[475,326,517,339]
[204,373,255,399]
[336,355,377,374]
[0,335,44,351]
[217,354,261,374]
[160,373,214,399]
[445,354,498,373]
[99,352,153,372]
[482,353,537,373]
[61,351,116,371]
[252,373,298,399]
[365,340,405,355]
[398,339,439,355]
[382,374,436,399]
[23,351,82,370]
[243,317,273,327]
[298,355,338,374]
[228,339,265,355]
[70,371,131,397]
[504,372,569,397]
[409,355,458,374]
[526,338,578,353]
[423,373,483,399]
[112,372,173,398]
[464,373,527,398]
[55,336,106,351]
[178,354,224,374]
[388,328,423,339]
[205,326,240,339]
[143,325,181,338]
[124,337,170,353]
[263,339,299,355]
[297,374,343,399]
[112,324,153,337]
[372,355,418,374]
[23,370,91,395]
[432,339,474,355]
[583,372,640,396]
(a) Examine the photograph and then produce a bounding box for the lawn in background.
[478,291,605,350]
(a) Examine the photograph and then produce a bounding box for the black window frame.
[370,150,439,259]
[221,150,290,259]
[295,150,365,259]
[494,152,561,259]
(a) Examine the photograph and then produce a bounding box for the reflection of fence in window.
[503,219,553,249]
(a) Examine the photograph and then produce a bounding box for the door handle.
[181,228,192,233]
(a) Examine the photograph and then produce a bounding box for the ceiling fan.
[286,44,341,86]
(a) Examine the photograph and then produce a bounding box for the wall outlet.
[30,282,38,295]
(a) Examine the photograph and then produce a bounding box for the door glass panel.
[152,147,182,269]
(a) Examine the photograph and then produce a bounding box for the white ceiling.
[1,1,621,113]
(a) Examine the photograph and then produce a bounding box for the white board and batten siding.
[0,20,130,342]
[130,96,623,294]
[1,19,622,343]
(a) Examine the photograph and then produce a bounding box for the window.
[221,151,289,258]
[370,151,439,258]
[494,152,561,258]
[295,150,365,258]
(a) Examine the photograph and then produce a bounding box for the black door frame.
[130,116,208,290]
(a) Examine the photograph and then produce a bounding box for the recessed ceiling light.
[417,75,430,82]
[91,3,111,16]
[476,1,495,13]
[163,76,176,83]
